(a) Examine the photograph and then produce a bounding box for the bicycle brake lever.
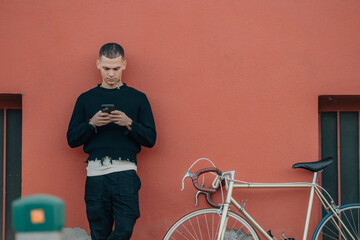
[195,191,201,206]
[195,182,206,206]
[181,169,195,191]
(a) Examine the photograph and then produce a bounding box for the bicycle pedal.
[267,230,274,238]
[280,232,294,240]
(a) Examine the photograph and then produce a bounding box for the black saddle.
[292,157,334,172]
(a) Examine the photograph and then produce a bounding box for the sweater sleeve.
[67,96,95,148]
[128,95,156,148]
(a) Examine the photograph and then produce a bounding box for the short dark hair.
[99,43,124,59]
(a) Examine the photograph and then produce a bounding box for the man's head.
[97,43,127,89]
[99,43,125,59]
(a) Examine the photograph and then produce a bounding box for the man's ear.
[123,60,127,70]
[96,59,101,69]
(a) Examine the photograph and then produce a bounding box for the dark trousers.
[85,171,141,240]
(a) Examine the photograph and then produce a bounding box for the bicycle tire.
[163,208,259,240]
[312,203,360,240]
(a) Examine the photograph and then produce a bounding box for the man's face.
[97,55,127,89]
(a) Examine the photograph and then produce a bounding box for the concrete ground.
[62,227,91,240]
[15,228,91,240]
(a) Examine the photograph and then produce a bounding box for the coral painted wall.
[1,0,360,239]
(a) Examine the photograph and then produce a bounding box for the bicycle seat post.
[311,171,318,184]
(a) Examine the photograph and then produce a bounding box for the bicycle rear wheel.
[163,208,259,240]
[313,203,360,240]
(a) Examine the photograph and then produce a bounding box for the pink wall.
[1,0,360,238]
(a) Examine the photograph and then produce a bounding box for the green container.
[12,194,65,232]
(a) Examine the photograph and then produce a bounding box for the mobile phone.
[101,104,115,114]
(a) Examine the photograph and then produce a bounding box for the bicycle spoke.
[188,217,200,240]
[212,213,215,240]
[321,231,340,240]
[204,212,211,240]
[215,214,220,240]
[324,219,341,238]
[342,209,357,237]
[358,209,360,239]
[332,216,350,240]
[174,227,191,240]
[178,223,197,240]
[196,216,203,240]
[350,208,358,236]
[229,218,239,230]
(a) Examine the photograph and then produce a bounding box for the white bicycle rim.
[163,208,259,240]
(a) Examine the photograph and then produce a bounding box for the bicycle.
[163,157,360,240]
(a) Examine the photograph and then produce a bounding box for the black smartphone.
[101,104,115,114]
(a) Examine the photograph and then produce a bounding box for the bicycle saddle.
[292,157,334,172]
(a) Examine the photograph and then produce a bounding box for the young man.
[67,43,156,240]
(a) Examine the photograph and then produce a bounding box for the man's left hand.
[109,110,133,130]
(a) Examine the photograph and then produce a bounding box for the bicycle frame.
[216,170,355,240]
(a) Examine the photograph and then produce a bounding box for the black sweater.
[67,84,156,164]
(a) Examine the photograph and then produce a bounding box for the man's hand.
[109,110,133,130]
[89,111,111,127]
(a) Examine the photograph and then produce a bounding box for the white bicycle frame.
[216,170,355,240]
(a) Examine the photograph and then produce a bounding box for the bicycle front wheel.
[163,208,259,240]
[313,203,360,240]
